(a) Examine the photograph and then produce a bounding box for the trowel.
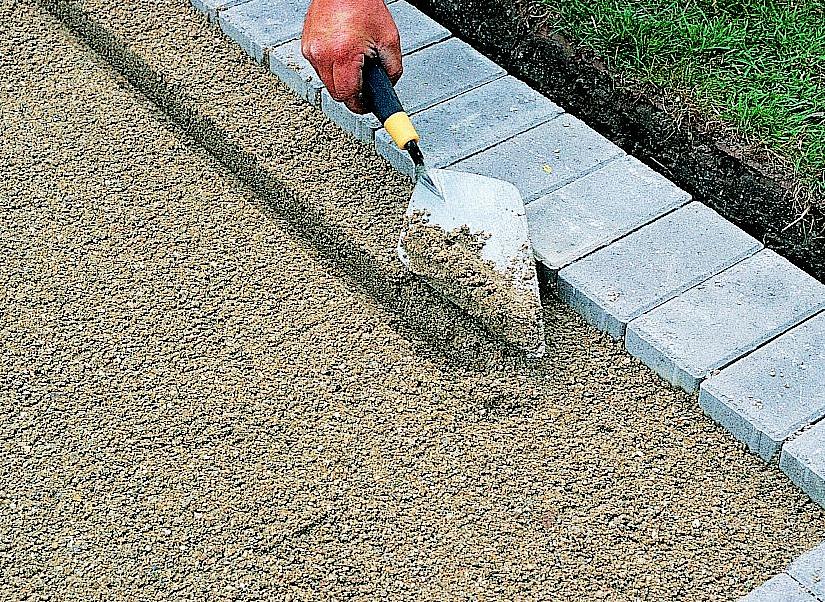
[362,59,546,356]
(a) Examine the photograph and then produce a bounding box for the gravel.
[1,1,824,600]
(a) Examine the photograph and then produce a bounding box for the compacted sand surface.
[1,1,824,600]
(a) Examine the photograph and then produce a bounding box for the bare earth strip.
[0,1,823,600]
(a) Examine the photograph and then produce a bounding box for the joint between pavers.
[784,422,825,463]
[215,0,254,16]
[698,388,786,463]
[698,307,825,469]
[406,71,508,117]
[400,35,455,57]
[624,323,700,392]
[536,194,691,281]
[782,409,825,469]
[551,198,690,275]
[714,305,825,380]
[442,110,566,170]
[742,573,821,602]
[525,152,626,203]
[624,249,825,395]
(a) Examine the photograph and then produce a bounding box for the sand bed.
[1,1,823,600]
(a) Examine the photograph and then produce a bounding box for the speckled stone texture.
[8,1,825,599]
[740,574,817,602]
[700,312,825,462]
[626,250,825,393]
[558,202,761,340]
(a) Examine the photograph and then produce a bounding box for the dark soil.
[411,0,825,282]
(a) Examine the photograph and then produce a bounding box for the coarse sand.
[400,215,544,353]
[1,1,824,600]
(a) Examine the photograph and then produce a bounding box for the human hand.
[302,0,402,114]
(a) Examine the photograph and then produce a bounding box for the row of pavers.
[744,543,825,601]
[192,0,825,517]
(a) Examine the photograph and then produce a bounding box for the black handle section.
[362,57,403,124]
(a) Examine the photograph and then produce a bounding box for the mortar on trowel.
[362,58,546,356]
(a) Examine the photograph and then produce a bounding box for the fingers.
[332,55,367,114]
[301,39,335,96]
[302,42,367,113]
[301,0,403,113]
[376,29,403,84]
[312,49,400,115]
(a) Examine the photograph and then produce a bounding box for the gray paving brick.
[625,250,825,393]
[699,311,825,462]
[321,37,505,141]
[190,0,252,22]
[389,0,450,54]
[264,0,407,109]
[452,113,624,202]
[218,0,310,63]
[219,0,402,64]
[788,542,825,600]
[781,421,825,511]
[740,574,817,602]
[526,155,690,277]
[393,38,505,112]
[268,38,324,106]
[557,202,761,340]
[319,90,374,141]
[376,76,562,177]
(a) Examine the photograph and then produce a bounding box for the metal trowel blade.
[397,168,546,356]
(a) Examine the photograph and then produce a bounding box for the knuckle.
[301,40,319,61]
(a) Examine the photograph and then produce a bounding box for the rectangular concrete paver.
[218,0,310,63]
[219,0,407,64]
[376,76,562,177]
[321,37,505,141]
[268,38,323,106]
[740,574,818,602]
[190,0,252,22]
[626,249,825,393]
[453,113,624,202]
[320,89,377,141]
[526,155,690,277]
[699,311,825,462]
[389,0,450,54]
[394,39,505,110]
[557,202,761,340]
[781,421,825,511]
[788,543,825,600]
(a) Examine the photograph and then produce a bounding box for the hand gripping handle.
[362,57,419,149]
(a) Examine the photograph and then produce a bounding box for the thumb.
[376,44,403,84]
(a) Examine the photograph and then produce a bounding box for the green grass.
[544,0,825,201]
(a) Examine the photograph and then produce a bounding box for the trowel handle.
[363,57,420,150]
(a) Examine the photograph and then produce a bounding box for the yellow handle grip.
[384,111,420,149]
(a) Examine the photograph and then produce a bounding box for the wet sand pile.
[1,1,824,600]
[401,212,544,353]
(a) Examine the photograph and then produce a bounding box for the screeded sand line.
[2,1,824,600]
